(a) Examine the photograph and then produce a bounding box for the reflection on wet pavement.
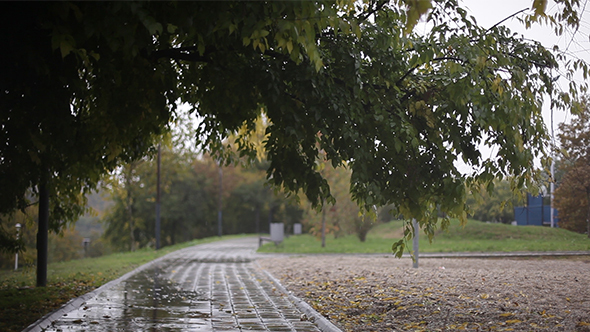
[42,238,321,332]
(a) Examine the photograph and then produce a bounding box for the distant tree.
[303,162,381,242]
[554,101,590,236]
[103,150,213,250]
[102,147,303,250]
[466,179,523,224]
[0,207,89,268]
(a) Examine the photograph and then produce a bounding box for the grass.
[257,219,590,254]
[0,234,249,332]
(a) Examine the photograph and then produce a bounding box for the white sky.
[463,0,590,124]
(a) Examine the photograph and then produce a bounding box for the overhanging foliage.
[0,0,587,256]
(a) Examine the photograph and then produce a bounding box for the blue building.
[513,194,558,226]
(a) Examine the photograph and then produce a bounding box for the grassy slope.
[258,219,590,254]
[0,234,248,332]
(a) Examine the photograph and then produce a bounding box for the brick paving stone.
[33,238,324,332]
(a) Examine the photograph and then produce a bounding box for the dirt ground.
[258,255,590,331]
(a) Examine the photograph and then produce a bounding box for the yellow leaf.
[500,313,514,317]
[531,0,547,16]
[506,319,522,324]
[60,39,74,58]
[315,58,324,72]
[404,0,432,33]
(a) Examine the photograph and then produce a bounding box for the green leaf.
[148,22,163,35]
[60,39,74,58]
[166,23,177,34]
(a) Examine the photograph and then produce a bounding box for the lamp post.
[15,223,21,271]
[155,143,161,250]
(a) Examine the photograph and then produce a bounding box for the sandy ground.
[258,255,590,331]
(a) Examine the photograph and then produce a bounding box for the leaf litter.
[259,256,590,331]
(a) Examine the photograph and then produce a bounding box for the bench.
[259,236,281,247]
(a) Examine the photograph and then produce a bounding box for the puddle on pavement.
[47,265,213,331]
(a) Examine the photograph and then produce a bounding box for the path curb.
[262,268,343,332]
[258,251,590,259]
[402,250,590,259]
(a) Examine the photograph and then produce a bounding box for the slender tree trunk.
[268,205,273,233]
[255,206,260,234]
[321,200,326,248]
[217,165,222,237]
[36,176,49,287]
[586,189,590,238]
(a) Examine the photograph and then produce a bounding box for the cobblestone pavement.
[34,238,323,332]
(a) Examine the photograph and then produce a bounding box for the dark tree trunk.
[357,229,369,242]
[37,178,49,287]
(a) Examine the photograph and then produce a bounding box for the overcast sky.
[449,1,590,173]
[463,0,590,127]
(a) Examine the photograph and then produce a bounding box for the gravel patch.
[259,255,590,331]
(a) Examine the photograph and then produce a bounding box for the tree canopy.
[1,0,587,255]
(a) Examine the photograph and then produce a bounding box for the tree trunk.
[321,201,326,248]
[255,206,260,234]
[217,165,222,237]
[36,177,49,287]
[358,229,368,242]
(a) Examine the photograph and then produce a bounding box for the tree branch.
[396,56,468,86]
[357,0,389,23]
[149,47,211,63]
[485,8,528,34]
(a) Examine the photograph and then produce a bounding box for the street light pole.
[155,143,161,250]
[550,160,555,228]
[412,219,419,268]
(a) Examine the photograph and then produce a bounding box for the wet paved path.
[38,238,324,332]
